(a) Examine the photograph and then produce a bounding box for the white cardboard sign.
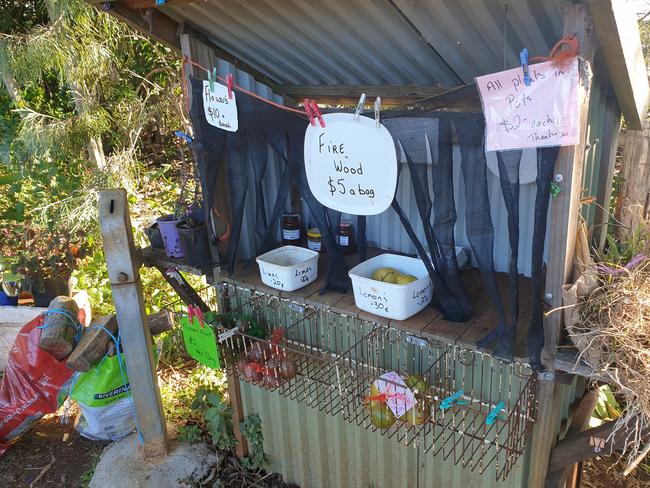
[202,80,238,132]
[304,113,398,215]
[476,58,579,151]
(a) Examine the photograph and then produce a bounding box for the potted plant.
[176,211,211,268]
[0,222,85,307]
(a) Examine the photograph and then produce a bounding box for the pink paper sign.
[476,58,579,151]
[373,371,416,418]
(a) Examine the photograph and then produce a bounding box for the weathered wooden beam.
[100,189,168,456]
[545,388,599,488]
[541,4,597,372]
[587,0,650,130]
[549,418,650,471]
[276,83,480,109]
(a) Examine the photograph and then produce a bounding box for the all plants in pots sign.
[304,114,398,215]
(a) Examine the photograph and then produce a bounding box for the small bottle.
[307,228,322,252]
[282,214,301,245]
[336,222,354,255]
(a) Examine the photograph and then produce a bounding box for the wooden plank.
[616,127,650,237]
[545,388,599,488]
[541,4,598,372]
[548,418,650,471]
[529,5,597,486]
[141,246,213,276]
[276,84,480,110]
[592,96,621,250]
[587,0,650,130]
[158,266,210,312]
[99,189,168,456]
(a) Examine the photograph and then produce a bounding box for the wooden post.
[99,189,169,456]
[180,33,249,459]
[529,4,597,488]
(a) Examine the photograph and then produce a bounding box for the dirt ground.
[0,411,107,487]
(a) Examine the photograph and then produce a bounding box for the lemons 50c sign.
[304,113,397,215]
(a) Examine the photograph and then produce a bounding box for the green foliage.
[591,385,622,428]
[178,423,202,443]
[240,414,269,472]
[598,222,649,266]
[198,391,237,451]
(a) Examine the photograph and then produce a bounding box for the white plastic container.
[256,245,319,292]
[348,254,433,321]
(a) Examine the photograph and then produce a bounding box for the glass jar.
[307,228,322,252]
[282,214,301,245]
[336,222,354,255]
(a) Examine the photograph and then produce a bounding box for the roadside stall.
[92,1,649,487]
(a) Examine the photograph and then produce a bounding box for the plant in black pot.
[0,222,85,307]
[176,212,211,268]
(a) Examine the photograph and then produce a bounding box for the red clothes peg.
[226,73,234,99]
[188,305,205,327]
[304,98,315,125]
[310,100,325,128]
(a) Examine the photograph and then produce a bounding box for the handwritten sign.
[202,80,238,132]
[304,113,398,215]
[373,371,416,418]
[180,316,221,369]
[476,58,579,151]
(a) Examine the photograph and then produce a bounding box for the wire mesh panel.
[211,282,536,481]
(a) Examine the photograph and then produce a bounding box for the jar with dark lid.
[282,214,301,245]
[307,228,322,252]
[336,222,354,255]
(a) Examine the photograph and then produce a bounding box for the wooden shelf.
[140,246,217,275]
[216,249,534,363]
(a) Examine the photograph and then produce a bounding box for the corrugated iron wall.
[238,364,583,488]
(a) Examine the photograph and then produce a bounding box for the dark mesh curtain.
[384,117,472,322]
[189,77,348,291]
[472,147,523,359]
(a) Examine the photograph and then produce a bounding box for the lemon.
[395,274,417,285]
[372,267,398,282]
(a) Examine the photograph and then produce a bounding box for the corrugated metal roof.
[162,0,565,87]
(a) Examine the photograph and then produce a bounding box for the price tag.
[476,58,579,151]
[202,80,238,132]
[373,371,416,418]
[180,316,221,369]
[304,113,398,215]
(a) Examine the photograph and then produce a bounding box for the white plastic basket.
[348,254,433,321]
[256,245,319,292]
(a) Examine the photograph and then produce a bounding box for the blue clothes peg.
[486,401,506,426]
[174,131,193,143]
[520,48,531,86]
[440,389,467,411]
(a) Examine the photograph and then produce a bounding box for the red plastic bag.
[0,314,74,456]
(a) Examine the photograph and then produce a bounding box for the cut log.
[66,315,118,372]
[66,310,176,371]
[38,296,80,360]
[147,309,175,335]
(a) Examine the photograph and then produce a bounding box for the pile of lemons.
[371,267,417,285]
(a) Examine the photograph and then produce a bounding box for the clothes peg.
[520,48,531,86]
[486,401,506,426]
[311,100,325,128]
[439,389,467,411]
[174,130,193,143]
[374,97,381,128]
[354,93,367,120]
[304,99,315,126]
[550,181,562,198]
[226,73,234,99]
[188,305,205,327]
[156,0,166,5]
[207,67,218,93]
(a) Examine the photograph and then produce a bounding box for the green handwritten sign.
[180,316,221,369]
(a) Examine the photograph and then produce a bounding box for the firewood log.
[38,296,80,360]
[66,309,176,371]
